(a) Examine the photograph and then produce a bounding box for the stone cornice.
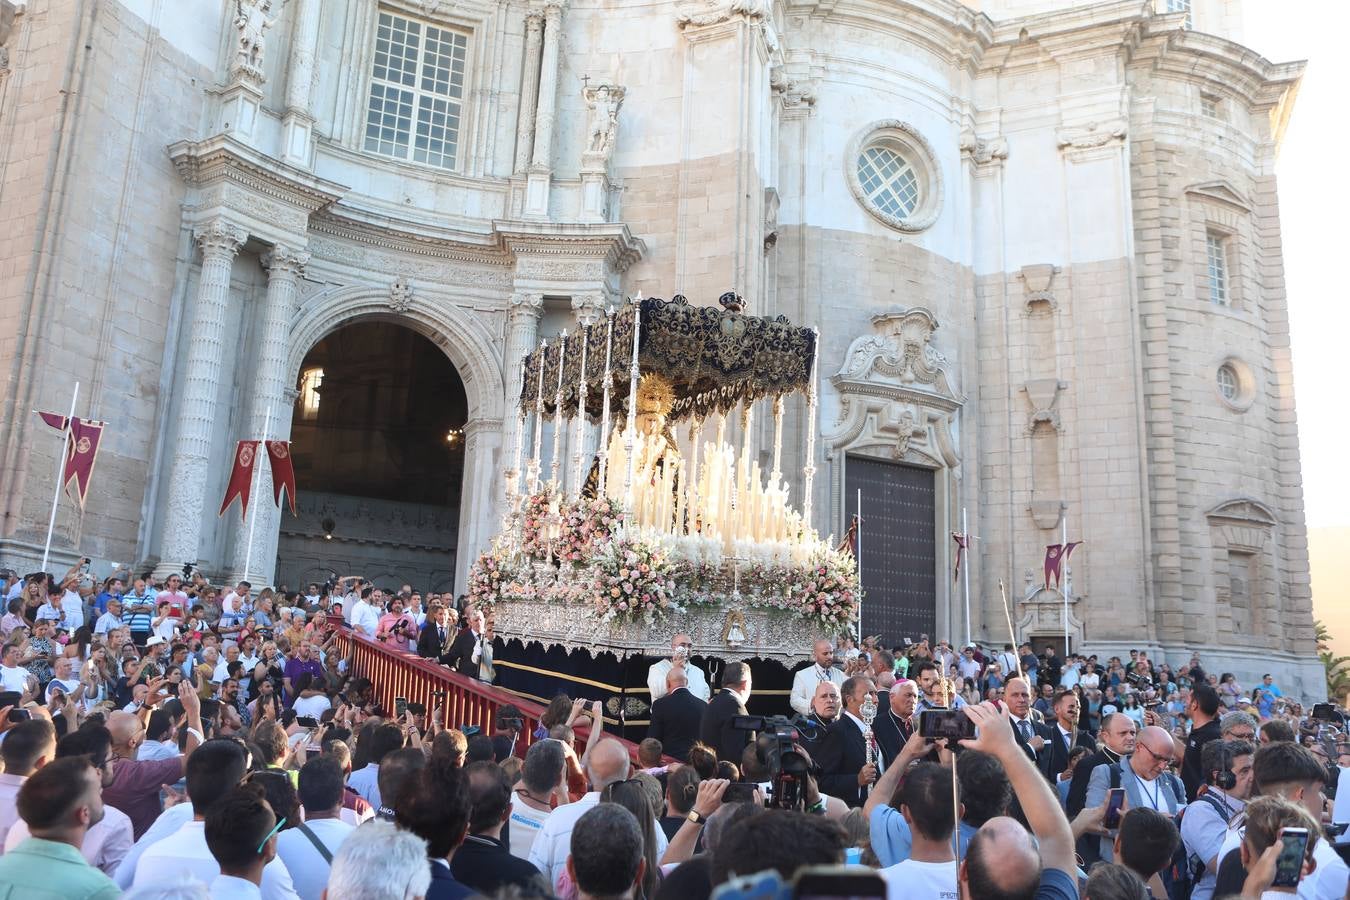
[494,220,647,273]
[167,134,346,214]
[311,206,507,267]
[785,0,994,73]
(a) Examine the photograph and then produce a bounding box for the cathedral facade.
[0,0,1321,694]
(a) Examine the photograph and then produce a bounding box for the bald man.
[790,639,845,716]
[647,665,707,761]
[104,687,203,837]
[1084,725,1187,863]
[958,702,1078,900]
[647,633,710,703]
[527,739,668,888]
[1003,677,1047,760]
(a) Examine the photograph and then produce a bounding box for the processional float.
[471,293,860,722]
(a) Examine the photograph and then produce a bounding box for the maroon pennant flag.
[952,532,970,583]
[219,440,260,520]
[37,410,70,432]
[1044,540,1084,589]
[836,514,859,557]
[63,418,105,509]
[265,440,297,516]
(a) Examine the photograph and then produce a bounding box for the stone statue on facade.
[582,82,625,168]
[233,0,278,77]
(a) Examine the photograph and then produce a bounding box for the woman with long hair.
[597,779,660,900]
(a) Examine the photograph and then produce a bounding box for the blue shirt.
[93,591,121,616]
[1037,866,1079,900]
[870,804,977,868]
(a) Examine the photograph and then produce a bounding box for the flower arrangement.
[519,484,558,559]
[791,548,860,630]
[467,550,508,607]
[557,494,624,563]
[591,533,677,624]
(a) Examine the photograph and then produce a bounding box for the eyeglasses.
[256,817,286,853]
[1136,743,1174,766]
[1228,730,1255,742]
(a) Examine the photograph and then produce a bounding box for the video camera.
[732,714,813,811]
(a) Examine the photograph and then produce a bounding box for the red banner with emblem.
[265,440,297,516]
[1043,541,1083,590]
[63,418,105,508]
[219,440,260,520]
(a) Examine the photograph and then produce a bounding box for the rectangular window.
[1166,0,1193,29]
[364,10,468,170]
[299,368,324,420]
[1227,550,1255,633]
[1201,94,1221,119]
[1206,231,1230,306]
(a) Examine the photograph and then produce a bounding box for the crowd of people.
[0,561,1345,900]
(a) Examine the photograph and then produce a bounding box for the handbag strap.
[296,821,334,864]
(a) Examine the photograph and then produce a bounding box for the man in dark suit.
[1066,712,1137,866]
[871,678,917,768]
[816,675,880,808]
[647,667,707,761]
[1005,676,1048,762]
[699,661,753,762]
[794,680,842,759]
[416,603,454,663]
[443,609,485,678]
[1037,689,1095,784]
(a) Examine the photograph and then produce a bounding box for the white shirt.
[276,818,353,900]
[132,819,300,900]
[527,792,668,890]
[114,800,196,888]
[1302,837,1349,900]
[880,857,959,900]
[647,659,711,702]
[136,739,181,762]
[957,657,982,680]
[0,664,30,692]
[349,600,380,637]
[1132,774,1167,812]
[790,664,846,716]
[211,874,264,900]
[0,773,25,854]
[292,693,332,719]
[1181,791,1243,900]
[4,800,134,875]
[34,601,62,623]
[507,795,552,861]
[152,615,177,642]
[94,610,121,635]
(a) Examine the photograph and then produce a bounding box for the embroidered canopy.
[517,294,818,422]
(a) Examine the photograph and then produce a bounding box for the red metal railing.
[332,629,644,760]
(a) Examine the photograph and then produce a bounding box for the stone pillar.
[455,417,503,594]
[525,0,566,218]
[228,246,309,585]
[281,0,322,166]
[513,14,544,175]
[501,292,543,503]
[155,220,247,579]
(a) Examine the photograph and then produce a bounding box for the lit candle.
[550,331,568,488]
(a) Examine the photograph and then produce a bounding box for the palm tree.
[1315,620,1350,702]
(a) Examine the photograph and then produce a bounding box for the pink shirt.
[156,590,188,618]
[377,613,417,653]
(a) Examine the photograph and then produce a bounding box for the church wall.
[0,0,218,570]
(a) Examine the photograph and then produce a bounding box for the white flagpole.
[962,506,971,648]
[243,405,273,584]
[1062,512,1069,655]
[856,488,863,639]
[40,382,80,570]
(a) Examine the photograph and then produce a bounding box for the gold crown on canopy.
[635,373,676,416]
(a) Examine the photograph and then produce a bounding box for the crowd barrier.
[331,628,654,762]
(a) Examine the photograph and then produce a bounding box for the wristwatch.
[686,809,705,825]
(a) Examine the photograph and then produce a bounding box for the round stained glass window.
[1217,364,1239,401]
[856,146,920,219]
[845,121,942,232]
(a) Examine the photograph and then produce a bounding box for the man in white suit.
[790,639,845,716]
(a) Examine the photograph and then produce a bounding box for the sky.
[1241,1,1350,530]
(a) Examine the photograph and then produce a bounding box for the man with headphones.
[1180,738,1254,900]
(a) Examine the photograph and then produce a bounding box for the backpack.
[1162,790,1231,900]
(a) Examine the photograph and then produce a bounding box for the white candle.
[550,331,568,488]
[598,310,614,490]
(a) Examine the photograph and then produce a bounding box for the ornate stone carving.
[508,291,544,321]
[1018,264,1060,309]
[262,245,309,277]
[959,130,1008,166]
[193,220,248,258]
[1056,119,1127,152]
[676,0,769,27]
[1021,378,1066,434]
[770,67,817,111]
[388,275,414,312]
[836,309,958,398]
[581,82,625,171]
[571,292,607,326]
[231,0,277,85]
[0,0,18,79]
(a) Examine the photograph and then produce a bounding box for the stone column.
[525,0,566,217]
[513,14,544,175]
[155,220,247,579]
[501,292,543,502]
[455,417,503,595]
[228,246,309,585]
[281,0,322,166]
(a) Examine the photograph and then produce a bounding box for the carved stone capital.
[262,245,310,277]
[193,220,247,259]
[571,291,607,326]
[509,291,544,319]
[388,275,414,312]
[525,12,544,34]
[677,0,769,28]
[959,130,1008,166]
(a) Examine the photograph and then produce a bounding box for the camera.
[182,561,196,578]
[733,714,812,811]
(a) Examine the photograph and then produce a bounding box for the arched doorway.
[277,321,467,594]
